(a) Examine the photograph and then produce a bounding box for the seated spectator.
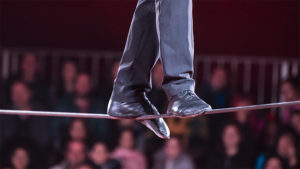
[52,73,108,141]
[111,129,147,169]
[89,141,121,169]
[197,67,232,145]
[108,119,145,152]
[263,155,284,169]
[0,139,43,169]
[280,77,300,124]
[257,120,280,153]
[255,130,299,169]
[152,136,195,169]
[50,140,87,169]
[58,118,95,150]
[290,111,300,139]
[207,123,253,168]
[52,59,79,103]
[197,66,231,109]
[0,81,50,148]
[48,118,95,166]
[9,147,31,169]
[231,94,262,146]
[4,52,49,107]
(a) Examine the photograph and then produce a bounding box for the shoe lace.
[185,90,195,99]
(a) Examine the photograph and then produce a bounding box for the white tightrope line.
[0,101,300,120]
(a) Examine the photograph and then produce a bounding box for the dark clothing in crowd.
[51,94,108,141]
[197,82,232,146]
[235,121,256,149]
[0,105,50,147]
[255,151,293,169]
[0,137,46,168]
[197,82,231,109]
[4,74,49,107]
[91,159,122,169]
[51,82,73,104]
[207,146,253,169]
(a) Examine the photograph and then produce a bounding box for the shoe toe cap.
[138,118,170,139]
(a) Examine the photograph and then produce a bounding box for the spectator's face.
[164,138,181,160]
[89,143,109,165]
[277,134,295,158]
[210,68,227,91]
[21,54,38,75]
[11,148,29,169]
[152,63,164,88]
[75,74,91,96]
[235,100,251,123]
[62,62,77,81]
[222,125,240,148]
[69,120,87,141]
[66,141,86,167]
[11,82,31,108]
[119,130,134,149]
[264,157,282,169]
[281,82,297,101]
[291,114,300,134]
[111,61,120,81]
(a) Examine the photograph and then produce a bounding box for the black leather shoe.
[167,90,212,117]
[107,97,170,139]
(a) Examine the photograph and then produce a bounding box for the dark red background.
[1,0,299,58]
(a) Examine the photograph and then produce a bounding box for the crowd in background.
[0,53,299,169]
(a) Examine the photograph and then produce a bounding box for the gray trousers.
[111,0,195,102]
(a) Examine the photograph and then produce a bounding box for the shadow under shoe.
[107,98,170,139]
[167,90,212,118]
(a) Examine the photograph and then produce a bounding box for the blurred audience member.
[263,155,284,169]
[52,73,108,140]
[9,147,31,169]
[152,136,195,169]
[108,119,145,152]
[197,66,231,109]
[207,123,253,168]
[0,81,50,147]
[231,94,263,146]
[52,59,79,102]
[290,111,300,148]
[89,141,121,169]
[111,129,147,169]
[4,53,49,107]
[0,139,43,169]
[50,140,87,169]
[257,120,280,153]
[197,67,232,145]
[255,130,299,169]
[58,118,95,150]
[48,118,94,166]
[280,77,300,124]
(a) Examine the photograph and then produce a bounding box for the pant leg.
[156,0,195,100]
[111,0,159,102]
